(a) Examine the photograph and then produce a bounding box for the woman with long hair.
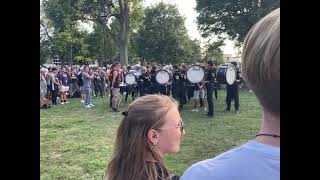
[104,94,186,180]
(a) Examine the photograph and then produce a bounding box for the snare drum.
[186,65,205,83]
[155,70,171,85]
[216,64,236,85]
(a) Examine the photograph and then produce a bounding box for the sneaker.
[65,101,70,104]
[191,108,195,112]
[61,102,64,105]
[80,100,85,103]
[113,108,120,112]
[195,109,198,112]
[235,110,239,114]
[85,105,91,109]
[89,104,94,107]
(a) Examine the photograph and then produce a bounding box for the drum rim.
[186,64,205,83]
[155,69,170,84]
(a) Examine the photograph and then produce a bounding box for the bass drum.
[216,64,236,85]
[125,73,137,85]
[155,70,171,85]
[186,65,205,83]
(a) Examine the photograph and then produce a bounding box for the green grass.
[40,89,262,180]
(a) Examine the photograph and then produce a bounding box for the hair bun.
[122,111,128,116]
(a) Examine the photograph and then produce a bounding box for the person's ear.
[147,129,158,145]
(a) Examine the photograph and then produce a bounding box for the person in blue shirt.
[181,8,280,180]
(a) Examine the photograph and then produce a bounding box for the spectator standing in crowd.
[45,67,52,103]
[69,68,78,97]
[77,67,85,103]
[40,68,48,109]
[93,67,103,98]
[100,67,106,97]
[50,67,60,106]
[58,67,70,104]
[111,62,121,112]
[82,66,94,109]
[192,82,203,112]
[104,95,185,180]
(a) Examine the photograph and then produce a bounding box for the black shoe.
[113,108,120,112]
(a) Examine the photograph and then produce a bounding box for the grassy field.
[40,89,262,180]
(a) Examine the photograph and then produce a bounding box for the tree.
[136,2,193,65]
[195,0,280,45]
[71,0,143,66]
[203,39,225,65]
[40,44,50,65]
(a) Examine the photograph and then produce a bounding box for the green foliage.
[43,0,78,32]
[136,2,197,65]
[203,39,225,65]
[195,0,280,45]
[43,0,144,66]
[40,45,50,65]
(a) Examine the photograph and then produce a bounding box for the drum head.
[187,65,205,83]
[156,70,170,84]
[125,73,136,85]
[226,66,236,85]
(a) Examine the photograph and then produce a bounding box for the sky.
[41,0,236,55]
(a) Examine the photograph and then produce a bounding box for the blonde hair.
[105,95,178,180]
[241,8,280,116]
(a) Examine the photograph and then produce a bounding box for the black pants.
[207,84,214,116]
[167,85,171,96]
[214,88,218,99]
[179,85,186,111]
[172,85,180,100]
[109,89,113,107]
[94,82,103,97]
[125,86,136,102]
[101,81,106,96]
[159,85,167,95]
[226,85,239,111]
[51,89,58,105]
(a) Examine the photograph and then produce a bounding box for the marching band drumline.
[113,63,242,114]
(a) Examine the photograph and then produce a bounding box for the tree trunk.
[68,43,73,67]
[119,0,129,66]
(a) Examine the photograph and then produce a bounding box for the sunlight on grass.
[40,89,261,179]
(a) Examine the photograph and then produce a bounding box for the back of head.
[105,95,178,180]
[241,8,280,116]
[207,60,214,67]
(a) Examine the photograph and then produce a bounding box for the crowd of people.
[40,59,244,117]
[103,8,280,180]
[41,8,280,180]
